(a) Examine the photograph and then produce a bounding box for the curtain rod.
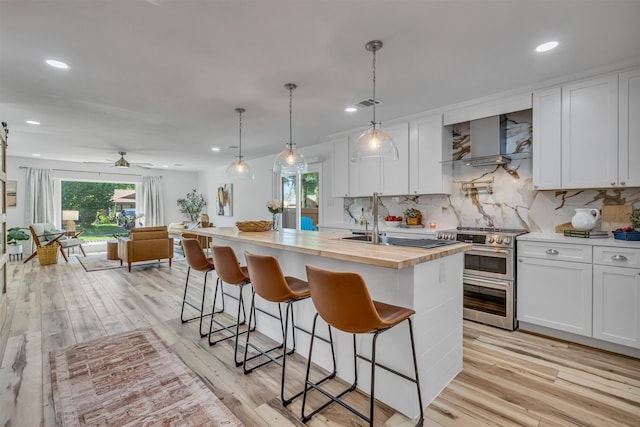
[17,166,156,177]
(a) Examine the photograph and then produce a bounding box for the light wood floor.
[1,256,639,427]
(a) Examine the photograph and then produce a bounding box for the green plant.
[403,208,422,218]
[177,189,207,222]
[630,208,640,229]
[7,227,29,245]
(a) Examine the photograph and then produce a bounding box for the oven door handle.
[467,247,510,255]
[466,277,511,290]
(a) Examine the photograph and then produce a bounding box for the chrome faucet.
[372,192,380,244]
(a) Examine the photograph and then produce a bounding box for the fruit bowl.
[384,220,401,227]
[613,230,640,241]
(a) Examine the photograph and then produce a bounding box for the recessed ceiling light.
[45,59,70,69]
[211,147,221,152]
[26,120,40,125]
[32,153,41,157]
[345,107,358,113]
[162,165,169,168]
[535,41,559,52]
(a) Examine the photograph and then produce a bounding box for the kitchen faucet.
[372,192,380,244]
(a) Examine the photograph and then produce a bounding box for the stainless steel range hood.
[464,115,510,167]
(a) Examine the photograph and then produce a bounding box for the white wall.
[6,156,199,228]
[198,140,343,228]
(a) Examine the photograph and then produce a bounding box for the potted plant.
[177,189,207,224]
[630,208,640,231]
[403,208,422,225]
[7,227,30,256]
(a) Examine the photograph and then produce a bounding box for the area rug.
[75,254,122,272]
[50,328,244,426]
[76,254,185,272]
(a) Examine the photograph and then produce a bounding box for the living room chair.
[117,225,174,272]
[24,223,87,264]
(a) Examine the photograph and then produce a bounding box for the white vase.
[571,208,600,231]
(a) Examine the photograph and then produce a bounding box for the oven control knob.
[487,236,495,243]
[503,237,511,244]
[448,234,455,240]
[495,237,504,244]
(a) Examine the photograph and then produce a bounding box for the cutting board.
[601,205,633,232]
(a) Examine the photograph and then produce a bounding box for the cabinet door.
[561,75,618,189]
[618,68,640,188]
[331,136,350,197]
[381,123,409,195]
[409,114,452,195]
[593,264,640,349]
[517,257,592,336]
[532,87,562,190]
[348,131,382,197]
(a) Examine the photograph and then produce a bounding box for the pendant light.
[273,83,308,175]
[226,108,254,180]
[351,40,399,162]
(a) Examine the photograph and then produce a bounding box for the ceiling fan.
[84,151,153,169]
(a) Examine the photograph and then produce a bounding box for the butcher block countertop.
[190,227,471,269]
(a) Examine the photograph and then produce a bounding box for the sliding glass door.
[281,166,319,230]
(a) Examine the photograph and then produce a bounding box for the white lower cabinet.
[593,245,640,349]
[517,255,592,336]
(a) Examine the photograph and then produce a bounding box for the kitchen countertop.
[518,232,640,248]
[190,227,471,269]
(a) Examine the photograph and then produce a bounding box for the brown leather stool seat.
[302,265,424,427]
[181,238,221,337]
[209,245,253,366]
[243,251,336,406]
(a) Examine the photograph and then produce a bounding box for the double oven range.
[437,227,527,330]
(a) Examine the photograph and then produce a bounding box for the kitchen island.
[190,227,470,418]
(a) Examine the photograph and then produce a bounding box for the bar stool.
[209,245,253,366]
[243,251,337,406]
[180,238,221,337]
[302,265,424,427]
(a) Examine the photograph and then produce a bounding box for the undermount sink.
[340,235,458,249]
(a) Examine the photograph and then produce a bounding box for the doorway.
[281,167,319,230]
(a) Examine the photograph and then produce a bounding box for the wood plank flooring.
[1,256,638,426]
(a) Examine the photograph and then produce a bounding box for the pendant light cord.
[235,107,245,160]
[289,84,293,151]
[372,44,377,126]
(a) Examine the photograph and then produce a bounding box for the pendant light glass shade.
[226,108,254,180]
[273,83,307,175]
[351,40,399,162]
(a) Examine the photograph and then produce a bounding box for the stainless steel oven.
[437,227,526,330]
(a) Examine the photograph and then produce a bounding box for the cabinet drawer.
[517,241,592,263]
[593,246,640,268]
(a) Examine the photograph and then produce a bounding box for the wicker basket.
[37,244,60,265]
[236,221,273,232]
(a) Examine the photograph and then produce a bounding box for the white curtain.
[25,168,55,225]
[141,176,164,226]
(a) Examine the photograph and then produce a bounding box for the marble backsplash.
[344,110,640,232]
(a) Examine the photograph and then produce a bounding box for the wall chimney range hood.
[464,115,510,167]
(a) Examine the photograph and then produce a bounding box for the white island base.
[205,232,464,419]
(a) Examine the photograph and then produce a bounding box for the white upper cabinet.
[618,68,640,187]
[533,68,639,190]
[348,123,409,197]
[381,123,409,195]
[409,114,452,194]
[331,136,350,197]
[532,87,562,190]
[561,75,619,189]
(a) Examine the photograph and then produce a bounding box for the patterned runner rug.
[76,254,184,272]
[50,328,243,426]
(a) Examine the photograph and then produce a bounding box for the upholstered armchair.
[24,223,86,264]
[117,225,174,272]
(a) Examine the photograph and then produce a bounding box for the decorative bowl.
[384,220,401,227]
[612,230,640,241]
[236,221,273,232]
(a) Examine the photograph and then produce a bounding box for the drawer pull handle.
[546,249,559,255]
[611,254,628,262]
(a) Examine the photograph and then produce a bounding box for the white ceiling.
[1,0,639,172]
